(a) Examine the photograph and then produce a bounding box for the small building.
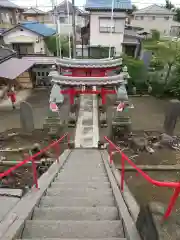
[122,29,142,58]
[0,46,35,89]
[85,0,132,56]
[1,21,56,56]
[131,4,179,37]
[46,0,88,34]
[23,8,47,23]
[0,0,24,29]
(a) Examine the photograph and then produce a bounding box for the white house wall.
[3,27,46,54]
[90,12,126,55]
[131,15,174,36]
[45,15,85,35]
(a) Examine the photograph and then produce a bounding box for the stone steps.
[20,149,125,240]
[46,188,113,197]
[39,196,115,207]
[23,220,124,239]
[33,206,119,220]
[51,182,111,189]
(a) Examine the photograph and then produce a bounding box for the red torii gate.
[61,88,116,105]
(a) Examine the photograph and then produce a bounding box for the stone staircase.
[75,95,99,148]
[17,149,129,240]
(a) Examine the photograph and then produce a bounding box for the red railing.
[104,136,180,220]
[0,133,70,189]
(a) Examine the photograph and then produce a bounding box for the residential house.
[122,28,142,58]
[45,0,88,36]
[22,8,47,23]
[85,0,132,56]
[0,45,35,89]
[131,4,180,37]
[1,21,56,56]
[0,0,24,30]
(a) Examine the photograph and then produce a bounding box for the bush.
[151,29,160,41]
[122,55,148,93]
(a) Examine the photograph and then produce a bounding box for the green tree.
[123,55,147,92]
[175,8,180,22]
[45,35,72,57]
[144,40,179,84]
[165,0,174,9]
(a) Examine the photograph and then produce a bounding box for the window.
[152,16,155,20]
[135,16,139,20]
[140,16,144,20]
[164,16,169,20]
[59,16,66,23]
[99,18,115,33]
[99,17,123,33]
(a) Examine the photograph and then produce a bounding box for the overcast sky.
[12,0,180,11]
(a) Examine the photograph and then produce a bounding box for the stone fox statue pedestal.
[111,84,132,140]
[164,99,180,136]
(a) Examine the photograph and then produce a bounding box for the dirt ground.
[100,96,180,217]
[0,88,75,191]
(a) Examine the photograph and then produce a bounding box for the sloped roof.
[23,7,46,15]
[0,0,23,9]
[0,45,16,63]
[21,22,56,36]
[0,58,34,79]
[50,0,86,16]
[2,21,56,37]
[85,0,132,10]
[134,4,175,15]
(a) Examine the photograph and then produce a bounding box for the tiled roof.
[134,4,175,15]
[0,0,23,9]
[21,22,56,37]
[49,0,86,16]
[85,0,132,10]
[51,73,126,86]
[23,7,45,15]
[56,57,122,68]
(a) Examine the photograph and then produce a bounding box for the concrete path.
[75,94,99,148]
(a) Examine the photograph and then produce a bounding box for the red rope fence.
[104,136,180,220]
[0,133,70,189]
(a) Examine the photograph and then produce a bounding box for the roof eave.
[0,52,16,64]
[85,7,131,12]
[0,5,24,10]
[1,24,55,37]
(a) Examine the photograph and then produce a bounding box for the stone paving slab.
[0,189,23,198]
[0,197,20,222]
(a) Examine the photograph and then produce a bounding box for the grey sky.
[12,0,180,11]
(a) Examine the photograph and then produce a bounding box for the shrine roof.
[56,57,122,68]
[50,73,126,86]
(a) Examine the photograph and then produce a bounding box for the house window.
[164,16,169,20]
[140,16,144,20]
[99,17,115,33]
[135,16,139,20]
[99,17,123,33]
[152,16,155,20]
[59,16,66,23]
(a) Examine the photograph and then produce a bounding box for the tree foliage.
[165,0,180,23]
[45,35,72,57]
[151,29,160,41]
[123,55,147,92]
[165,0,174,9]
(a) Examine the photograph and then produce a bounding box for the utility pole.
[51,0,59,56]
[72,0,76,58]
